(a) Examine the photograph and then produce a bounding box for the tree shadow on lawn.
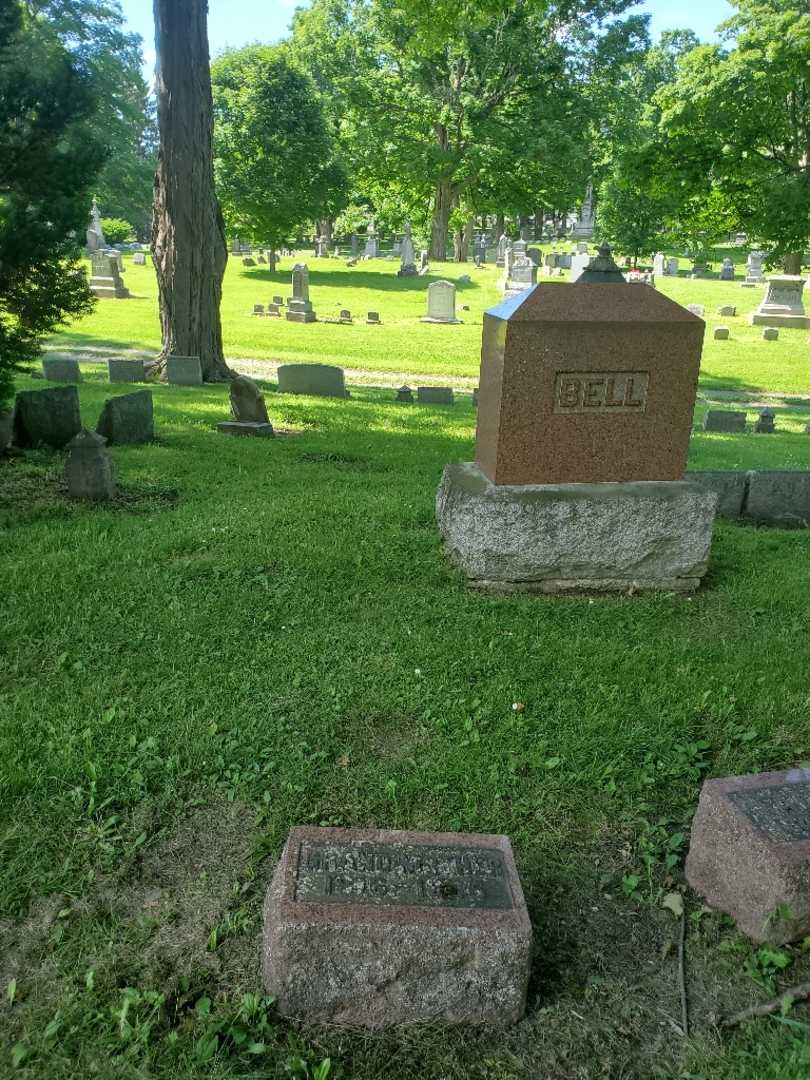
[239,267,482,294]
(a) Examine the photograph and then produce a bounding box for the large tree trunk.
[430,178,452,261]
[320,218,333,246]
[151,0,231,381]
[534,209,544,240]
[784,252,802,275]
[495,213,505,239]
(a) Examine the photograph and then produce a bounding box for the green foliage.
[0,0,105,408]
[646,0,810,264]
[29,0,155,239]
[596,169,672,262]
[211,45,345,248]
[100,217,135,245]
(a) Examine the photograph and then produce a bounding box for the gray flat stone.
[417,386,454,405]
[745,471,810,528]
[96,390,154,445]
[166,355,202,386]
[685,470,748,518]
[263,826,531,1029]
[108,358,145,383]
[703,410,747,433]
[277,363,348,398]
[13,386,81,448]
[217,421,275,438]
[43,356,81,383]
[436,462,717,593]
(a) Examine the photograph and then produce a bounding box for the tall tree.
[645,0,810,272]
[27,0,155,238]
[211,45,344,265]
[152,0,230,381]
[0,0,105,407]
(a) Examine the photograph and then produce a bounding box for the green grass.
[49,249,810,393]
[3,369,810,1077]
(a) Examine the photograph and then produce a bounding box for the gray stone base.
[436,463,717,593]
[751,313,810,329]
[285,310,317,323]
[217,421,275,438]
[420,316,462,324]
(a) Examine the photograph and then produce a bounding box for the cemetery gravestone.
[266,304,280,317]
[253,304,265,316]
[745,471,810,526]
[263,826,531,1028]
[686,304,705,317]
[570,253,590,283]
[685,470,748,518]
[367,311,381,325]
[718,306,737,317]
[755,407,776,434]
[364,227,379,258]
[526,248,541,267]
[166,355,202,386]
[13,386,81,448]
[243,257,256,267]
[85,198,105,252]
[277,364,348,399]
[576,241,589,255]
[666,257,679,277]
[96,390,154,445]
[436,245,716,593]
[89,252,130,300]
[133,252,147,266]
[745,251,766,284]
[286,264,317,323]
[714,327,730,340]
[419,250,429,275]
[397,223,417,277]
[417,386,455,405]
[273,295,284,306]
[506,255,537,294]
[703,410,746,433]
[339,309,352,323]
[572,182,595,240]
[108,358,145,383]
[43,356,81,383]
[496,234,507,269]
[762,327,780,341]
[422,281,461,324]
[396,386,414,403]
[653,253,666,277]
[720,258,735,281]
[64,429,116,500]
[751,277,810,329]
[351,234,358,256]
[686,769,810,943]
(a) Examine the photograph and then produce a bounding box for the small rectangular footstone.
[745,471,810,528]
[263,826,531,1029]
[43,355,81,383]
[703,410,746,433]
[108,358,145,383]
[417,386,455,405]
[217,421,275,438]
[686,769,810,943]
[166,355,202,386]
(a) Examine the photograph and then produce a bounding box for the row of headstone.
[703,408,777,433]
[8,384,153,454]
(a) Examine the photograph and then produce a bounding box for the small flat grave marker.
[703,409,746,433]
[418,386,454,406]
[166,355,202,386]
[263,827,531,1028]
[687,769,810,942]
[43,356,81,383]
[108,358,145,383]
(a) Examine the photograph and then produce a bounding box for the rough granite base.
[686,769,810,943]
[436,462,717,593]
[751,314,810,329]
[263,826,531,1029]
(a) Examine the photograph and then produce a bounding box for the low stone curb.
[687,470,810,528]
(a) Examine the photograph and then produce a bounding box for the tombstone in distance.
[745,251,766,284]
[437,245,716,594]
[229,375,270,423]
[277,363,348,399]
[417,386,454,406]
[718,305,737,317]
[339,309,352,323]
[108,357,145,383]
[242,257,256,266]
[686,769,810,944]
[666,257,679,277]
[755,407,776,434]
[13,386,81,448]
[751,277,810,329]
[286,264,316,323]
[367,311,381,324]
[96,390,154,445]
[64,429,116,500]
[273,295,284,306]
[745,471,810,527]
[719,258,735,281]
[397,222,418,277]
[714,327,730,340]
[133,252,147,266]
[396,385,414,403]
[703,410,746,433]
[252,304,265,316]
[262,826,531,1028]
[422,280,461,324]
[762,327,780,341]
[166,355,202,386]
[266,303,280,317]
[89,252,130,300]
[686,304,705,317]
[42,355,81,383]
[653,253,666,277]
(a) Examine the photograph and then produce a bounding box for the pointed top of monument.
[576,244,626,284]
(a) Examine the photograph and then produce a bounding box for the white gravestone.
[751,277,809,329]
[421,280,461,324]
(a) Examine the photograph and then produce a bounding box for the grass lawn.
[3,368,810,1078]
[49,249,810,395]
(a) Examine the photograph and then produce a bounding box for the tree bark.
[495,213,505,239]
[320,218,333,246]
[430,178,452,261]
[151,0,231,381]
[268,249,277,273]
[534,209,544,240]
[784,252,802,275]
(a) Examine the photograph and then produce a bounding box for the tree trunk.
[430,178,452,261]
[268,249,277,273]
[784,252,802,275]
[534,209,544,240]
[461,216,474,261]
[495,213,505,239]
[453,228,463,262]
[320,218,333,246]
[151,0,231,381]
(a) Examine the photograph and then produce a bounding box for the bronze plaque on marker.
[294,840,514,910]
[728,783,810,842]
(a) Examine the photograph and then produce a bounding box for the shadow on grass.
[238,267,483,294]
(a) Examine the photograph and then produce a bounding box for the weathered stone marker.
[396,385,414,403]
[714,327,730,340]
[686,769,810,943]
[13,386,81,448]
[755,407,776,434]
[166,355,202,386]
[217,375,274,437]
[43,355,81,383]
[96,390,154,445]
[285,264,317,323]
[703,410,746,433]
[263,827,531,1028]
[64,429,116,500]
[421,281,460,324]
[437,246,717,593]
[751,277,809,329]
[108,358,145,383]
[89,252,130,300]
[417,386,454,405]
[277,363,348,398]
